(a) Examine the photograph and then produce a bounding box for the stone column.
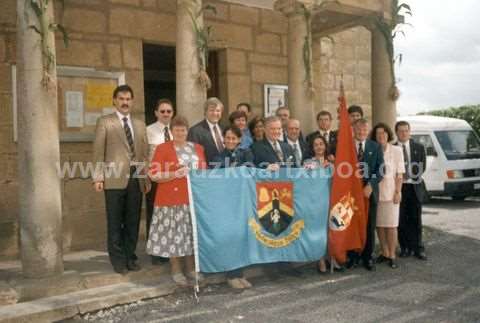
[275,0,316,133]
[371,27,397,129]
[176,0,207,122]
[16,0,63,277]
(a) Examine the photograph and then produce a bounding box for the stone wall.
[315,27,372,127]
[0,0,372,259]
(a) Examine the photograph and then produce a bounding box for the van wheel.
[452,195,466,201]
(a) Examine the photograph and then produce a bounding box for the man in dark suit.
[347,118,384,271]
[251,116,296,170]
[395,120,428,260]
[286,119,308,166]
[306,110,337,159]
[187,97,224,168]
[275,106,290,142]
[92,85,149,274]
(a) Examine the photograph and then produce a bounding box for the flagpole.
[186,172,200,300]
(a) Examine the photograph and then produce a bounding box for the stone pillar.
[16,0,63,277]
[176,0,207,122]
[275,0,316,133]
[371,27,397,129]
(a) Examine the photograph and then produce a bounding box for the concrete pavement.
[62,226,480,323]
[1,198,479,323]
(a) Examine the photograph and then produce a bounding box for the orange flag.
[328,83,368,264]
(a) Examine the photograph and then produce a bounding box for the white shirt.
[398,140,411,162]
[320,130,330,142]
[287,138,303,162]
[147,121,172,161]
[206,119,223,148]
[398,140,414,184]
[354,139,366,154]
[115,111,134,139]
[146,121,172,146]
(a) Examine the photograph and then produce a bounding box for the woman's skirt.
[146,204,193,257]
[376,201,400,228]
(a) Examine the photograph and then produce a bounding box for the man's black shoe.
[399,249,411,258]
[363,259,376,271]
[127,260,141,271]
[345,257,358,269]
[414,251,427,261]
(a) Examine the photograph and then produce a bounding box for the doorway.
[143,44,220,125]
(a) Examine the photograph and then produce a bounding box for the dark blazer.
[251,138,296,168]
[306,129,337,157]
[395,139,427,202]
[286,137,309,165]
[358,139,384,202]
[187,119,223,167]
[213,147,254,168]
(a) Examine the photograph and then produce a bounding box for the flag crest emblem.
[249,182,304,248]
[329,193,358,231]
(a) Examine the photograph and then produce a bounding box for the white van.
[397,115,480,201]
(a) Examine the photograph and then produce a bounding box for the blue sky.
[395,0,480,115]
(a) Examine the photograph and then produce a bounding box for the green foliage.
[187,1,216,89]
[419,105,480,134]
[25,0,69,88]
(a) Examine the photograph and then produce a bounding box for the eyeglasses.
[159,110,173,114]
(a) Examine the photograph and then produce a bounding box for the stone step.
[0,277,176,323]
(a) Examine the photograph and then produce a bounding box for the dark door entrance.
[143,44,219,125]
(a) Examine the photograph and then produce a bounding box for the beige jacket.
[92,113,149,191]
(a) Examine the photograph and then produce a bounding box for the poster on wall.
[264,84,288,117]
[65,91,84,128]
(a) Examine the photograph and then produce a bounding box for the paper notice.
[65,91,84,128]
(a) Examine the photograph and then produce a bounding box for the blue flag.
[188,166,331,273]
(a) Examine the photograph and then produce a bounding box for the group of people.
[93,84,427,290]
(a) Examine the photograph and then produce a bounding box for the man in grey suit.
[187,97,225,168]
[93,85,149,274]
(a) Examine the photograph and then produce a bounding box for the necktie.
[164,126,171,142]
[123,117,135,159]
[292,143,301,166]
[357,142,365,179]
[323,131,329,143]
[402,143,411,179]
[357,142,364,161]
[273,141,284,162]
[213,124,224,153]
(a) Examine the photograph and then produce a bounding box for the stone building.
[0,0,396,264]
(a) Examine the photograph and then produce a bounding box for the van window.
[411,134,436,156]
[434,130,480,160]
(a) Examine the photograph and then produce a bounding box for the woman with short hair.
[371,123,405,269]
[147,116,207,286]
[213,125,254,289]
[248,116,265,142]
[229,110,253,149]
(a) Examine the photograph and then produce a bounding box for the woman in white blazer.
[370,123,405,269]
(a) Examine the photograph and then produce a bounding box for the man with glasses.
[145,98,174,265]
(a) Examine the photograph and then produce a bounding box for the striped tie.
[122,117,135,159]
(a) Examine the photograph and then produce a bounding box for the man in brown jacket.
[93,84,149,274]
